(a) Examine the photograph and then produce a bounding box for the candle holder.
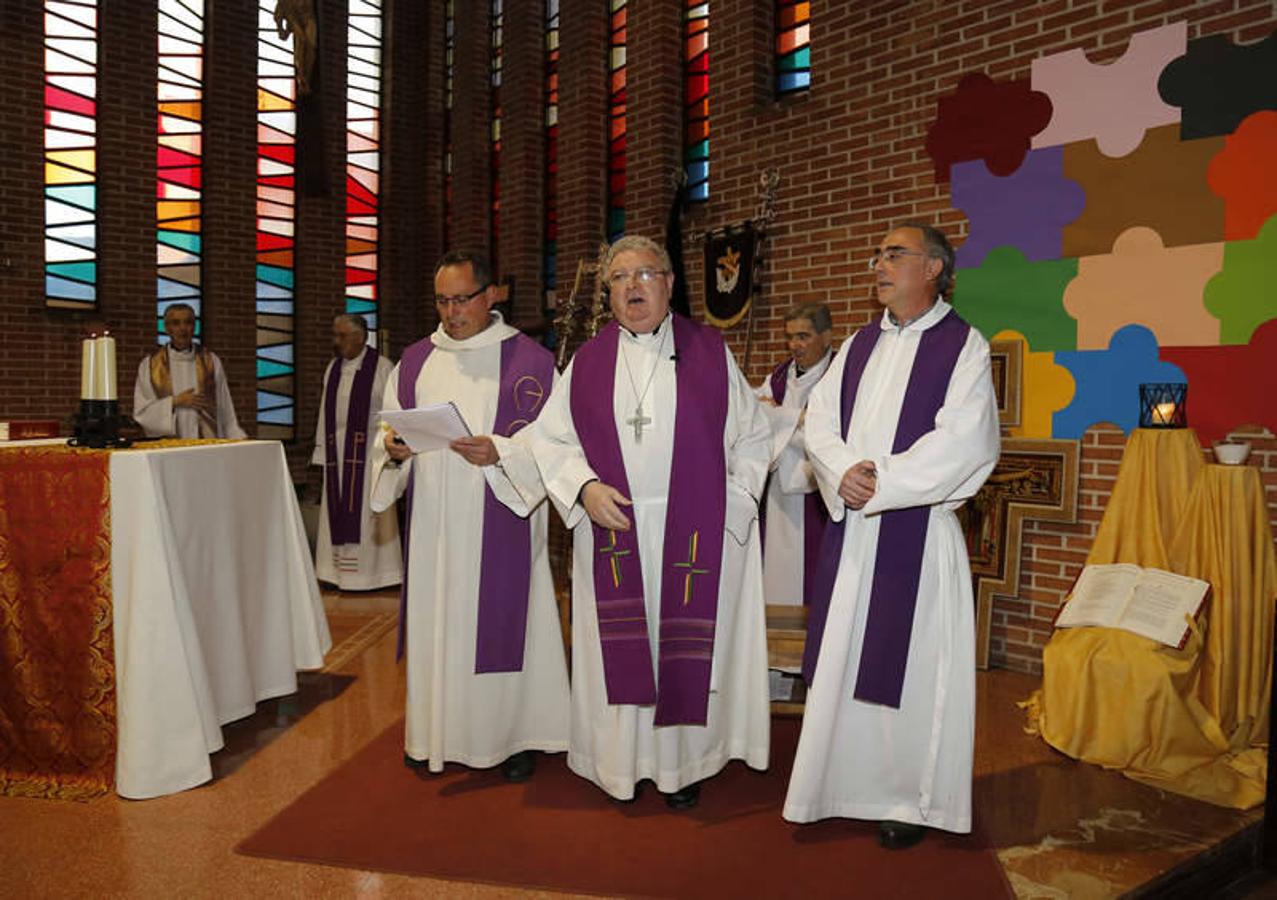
[68,400,133,448]
[1138,382,1188,429]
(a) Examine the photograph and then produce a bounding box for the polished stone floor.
[0,589,1265,898]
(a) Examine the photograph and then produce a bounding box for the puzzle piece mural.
[1161,318,1277,445]
[1158,30,1277,140]
[1031,21,1185,158]
[1064,226,1223,350]
[1207,111,1277,241]
[925,72,1053,182]
[951,247,1077,351]
[952,147,1085,269]
[1062,124,1225,257]
[1203,214,1277,346]
[993,329,1075,440]
[1053,325,1187,438]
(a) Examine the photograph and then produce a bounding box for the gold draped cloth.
[0,445,115,800]
[0,438,237,800]
[1027,428,1276,809]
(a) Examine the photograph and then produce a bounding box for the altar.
[0,439,331,800]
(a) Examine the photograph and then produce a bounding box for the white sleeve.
[368,362,412,513]
[803,336,861,524]
[528,361,598,530]
[212,354,247,439]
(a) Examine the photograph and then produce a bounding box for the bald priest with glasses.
[528,235,773,810]
[368,250,569,784]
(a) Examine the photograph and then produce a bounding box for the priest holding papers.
[369,251,568,783]
[310,314,401,591]
[133,303,246,439]
[782,223,999,849]
[529,234,772,810]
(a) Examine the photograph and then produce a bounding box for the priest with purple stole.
[368,251,569,782]
[310,314,401,591]
[529,235,772,810]
[782,224,999,849]
[755,303,835,609]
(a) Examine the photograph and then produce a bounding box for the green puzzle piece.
[1204,213,1277,345]
[952,246,1078,351]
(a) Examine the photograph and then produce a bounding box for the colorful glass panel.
[776,0,810,95]
[684,2,708,202]
[156,0,204,341]
[45,0,98,309]
[256,2,296,438]
[607,0,626,241]
[347,0,382,346]
[544,0,559,291]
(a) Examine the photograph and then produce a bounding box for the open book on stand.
[1054,563,1211,649]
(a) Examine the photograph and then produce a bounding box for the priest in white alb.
[755,302,835,608]
[310,313,401,590]
[133,303,246,439]
[369,251,569,782]
[530,235,772,810]
[782,223,999,849]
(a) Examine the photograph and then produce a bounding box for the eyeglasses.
[606,267,668,289]
[868,248,928,271]
[434,285,489,308]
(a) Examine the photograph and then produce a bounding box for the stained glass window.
[607,0,626,242]
[443,0,454,245]
[777,0,810,95]
[156,0,204,342]
[544,0,559,291]
[255,3,297,439]
[44,0,98,310]
[490,0,503,270]
[346,0,382,346]
[684,2,708,202]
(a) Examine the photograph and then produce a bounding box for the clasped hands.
[839,460,876,510]
[173,388,214,415]
[381,430,498,467]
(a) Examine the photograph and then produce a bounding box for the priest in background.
[310,313,401,591]
[783,223,999,849]
[530,234,772,810]
[369,251,568,782]
[755,303,834,607]
[133,303,246,439]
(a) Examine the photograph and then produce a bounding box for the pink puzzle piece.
[1161,318,1277,445]
[1032,22,1186,158]
[1064,226,1223,350]
[1207,110,1277,241]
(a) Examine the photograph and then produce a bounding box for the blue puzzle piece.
[953,146,1086,269]
[1052,324,1187,438]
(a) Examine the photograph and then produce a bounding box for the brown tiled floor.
[0,590,1261,898]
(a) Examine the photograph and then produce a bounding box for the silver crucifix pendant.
[627,404,652,442]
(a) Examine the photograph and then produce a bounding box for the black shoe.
[403,753,428,771]
[878,820,926,850]
[664,783,701,810]
[500,750,536,783]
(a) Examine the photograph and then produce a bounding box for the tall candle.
[97,334,117,401]
[80,337,97,399]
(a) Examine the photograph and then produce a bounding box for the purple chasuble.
[393,331,554,672]
[802,309,970,707]
[323,347,380,545]
[764,358,829,607]
[570,315,728,726]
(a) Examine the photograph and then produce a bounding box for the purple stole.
[323,348,380,545]
[765,358,830,606]
[570,315,728,726]
[394,330,554,672]
[802,308,970,708]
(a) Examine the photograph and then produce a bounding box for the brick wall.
[1,0,1274,671]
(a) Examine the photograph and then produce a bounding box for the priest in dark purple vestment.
[529,235,773,810]
[782,224,999,849]
[310,313,401,591]
[367,251,569,783]
[755,303,835,611]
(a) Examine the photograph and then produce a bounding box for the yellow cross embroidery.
[673,530,710,606]
[598,529,631,588]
